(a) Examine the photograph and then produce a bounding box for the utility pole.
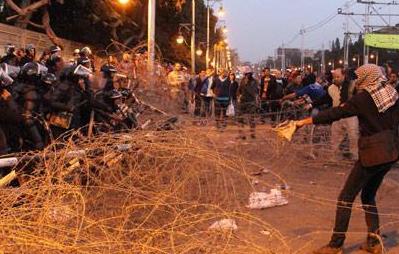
[364,2,370,64]
[321,43,326,74]
[206,0,210,70]
[191,0,196,75]
[338,0,399,66]
[343,2,350,68]
[147,0,156,75]
[206,0,222,70]
[300,27,305,70]
[281,42,286,72]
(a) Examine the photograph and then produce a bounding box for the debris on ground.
[273,120,297,142]
[247,189,289,209]
[209,219,238,231]
[260,230,272,236]
[0,170,17,188]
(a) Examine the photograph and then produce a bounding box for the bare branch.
[4,0,23,14]
[28,21,44,29]
[5,0,49,16]
[42,9,63,48]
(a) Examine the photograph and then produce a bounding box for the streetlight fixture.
[328,62,332,66]
[352,57,357,62]
[196,42,207,57]
[196,49,203,56]
[217,5,225,17]
[176,34,185,44]
[370,54,375,59]
[339,59,343,65]
[176,22,196,73]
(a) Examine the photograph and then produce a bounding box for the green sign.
[365,33,399,49]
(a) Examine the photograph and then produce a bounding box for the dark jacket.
[229,80,239,101]
[212,77,230,99]
[340,79,356,104]
[19,56,34,66]
[266,77,284,100]
[194,77,207,95]
[48,81,92,129]
[0,54,19,66]
[313,91,399,137]
[238,77,259,103]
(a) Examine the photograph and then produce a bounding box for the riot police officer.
[19,44,36,66]
[0,67,21,154]
[0,44,18,66]
[13,62,48,150]
[47,64,94,137]
[100,64,118,92]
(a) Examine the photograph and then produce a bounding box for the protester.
[296,64,399,254]
[329,68,359,160]
[212,69,230,130]
[259,68,271,122]
[284,72,303,95]
[388,71,399,91]
[193,70,207,117]
[200,68,216,118]
[228,72,239,109]
[167,63,189,112]
[237,70,259,139]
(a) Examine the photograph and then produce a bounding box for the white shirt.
[328,84,341,107]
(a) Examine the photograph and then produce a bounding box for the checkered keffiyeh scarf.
[355,64,399,113]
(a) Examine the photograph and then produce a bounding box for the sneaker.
[313,245,343,254]
[359,242,382,254]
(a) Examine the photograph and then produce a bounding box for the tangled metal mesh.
[0,127,292,254]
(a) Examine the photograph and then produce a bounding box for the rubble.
[247,189,288,209]
[209,219,238,231]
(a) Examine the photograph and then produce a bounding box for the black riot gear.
[0,44,18,66]
[19,44,36,66]
[101,64,117,92]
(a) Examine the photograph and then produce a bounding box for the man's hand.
[295,117,313,128]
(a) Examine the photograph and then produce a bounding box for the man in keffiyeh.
[294,64,399,254]
[355,64,399,113]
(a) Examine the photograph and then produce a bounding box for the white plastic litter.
[226,102,235,117]
[262,169,270,174]
[209,219,238,231]
[260,230,271,236]
[247,189,288,209]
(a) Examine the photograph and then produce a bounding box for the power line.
[285,0,356,46]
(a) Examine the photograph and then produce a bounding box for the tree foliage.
[1,0,222,69]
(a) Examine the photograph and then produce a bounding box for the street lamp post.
[191,0,196,75]
[148,0,156,75]
[206,0,222,70]
[177,22,196,75]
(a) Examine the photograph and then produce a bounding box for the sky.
[222,0,399,63]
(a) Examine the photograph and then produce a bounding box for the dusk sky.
[222,0,399,63]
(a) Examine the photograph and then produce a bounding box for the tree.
[334,38,341,51]
[2,0,222,69]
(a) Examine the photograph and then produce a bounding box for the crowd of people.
[167,62,398,152]
[0,43,141,155]
[166,62,399,254]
